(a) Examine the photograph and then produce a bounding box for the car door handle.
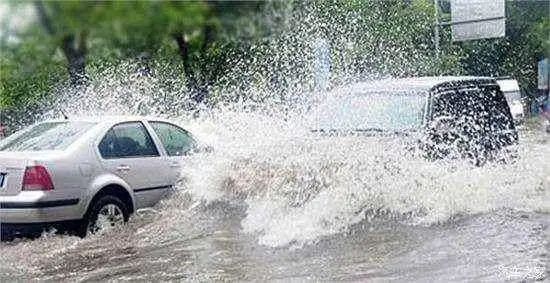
[169,162,181,168]
[116,165,131,172]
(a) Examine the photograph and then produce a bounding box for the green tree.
[1,0,264,113]
[445,1,549,92]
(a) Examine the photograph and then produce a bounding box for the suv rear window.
[0,121,96,151]
[428,83,517,157]
[431,84,515,134]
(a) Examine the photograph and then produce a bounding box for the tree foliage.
[1,1,263,111]
[0,0,548,118]
[457,1,549,92]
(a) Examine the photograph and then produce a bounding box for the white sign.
[451,0,505,41]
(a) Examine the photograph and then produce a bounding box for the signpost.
[538,58,549,91]
[433,0,506,56]
[538,58,549,120]
[450,0,505,41]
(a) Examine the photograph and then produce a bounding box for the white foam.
[180,108,550,247]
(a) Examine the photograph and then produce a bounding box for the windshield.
[0,121,96,151]
[309,91,427,132]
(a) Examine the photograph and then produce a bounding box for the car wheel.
[78,195,129,237]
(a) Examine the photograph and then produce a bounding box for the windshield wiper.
[311,127,414,136]
[311,127,387,133]
[353,128,386,133]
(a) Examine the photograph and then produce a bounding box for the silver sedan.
[0,116,197,237]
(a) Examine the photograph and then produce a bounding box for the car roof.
[334,76,495,94]
[41,115,174,125]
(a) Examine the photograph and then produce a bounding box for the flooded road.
[2,1,548,280]
[1,205,548,281]
[1,113,549,281]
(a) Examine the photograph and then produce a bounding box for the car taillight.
[22,166,54,191]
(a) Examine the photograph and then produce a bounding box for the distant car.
[0,116,198,238]
[542,95,550,133]
[308,76,518,162]
[496,78,524,123]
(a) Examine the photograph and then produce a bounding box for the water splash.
[177,107,549,247]
[0,1,547,271]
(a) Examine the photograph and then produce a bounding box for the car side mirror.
[195,145,214,153]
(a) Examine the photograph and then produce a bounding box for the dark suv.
[309,76,518,163]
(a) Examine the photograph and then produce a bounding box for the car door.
[148,121,197,184]
[98,121,172,209]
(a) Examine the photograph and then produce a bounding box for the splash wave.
[179,109,550,247]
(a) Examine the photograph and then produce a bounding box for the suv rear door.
[98,121,172,208]
[427,80,518,160]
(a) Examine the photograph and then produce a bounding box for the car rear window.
[0,121,96,151]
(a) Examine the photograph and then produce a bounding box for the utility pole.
[434,0,440,60]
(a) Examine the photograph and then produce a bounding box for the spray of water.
[176,104,549,247]
[0,4,548,280]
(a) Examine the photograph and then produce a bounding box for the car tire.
[77,195,130,237]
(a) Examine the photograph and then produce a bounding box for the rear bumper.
[0,198,82,223]
[1,198,79,209]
